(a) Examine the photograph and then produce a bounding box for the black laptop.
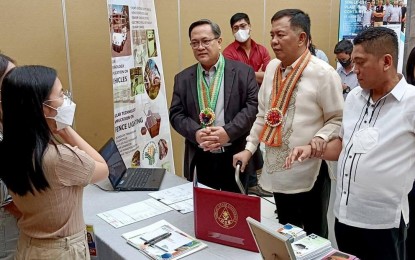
[99,138,166,191]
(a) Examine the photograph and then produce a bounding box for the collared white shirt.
[362,8,373,27]
[383,4,393,22]
[245,55,343,193]
[335,75,415,229]
[388,6,401,23]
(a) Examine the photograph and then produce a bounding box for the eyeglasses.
[189,38,218,49]
[44,90,73,104]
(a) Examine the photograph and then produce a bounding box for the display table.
[83,173,264,260]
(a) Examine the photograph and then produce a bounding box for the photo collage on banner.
[338,0,406,72]
[107,0,174,174]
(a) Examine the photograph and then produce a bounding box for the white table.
[83,173,269,260]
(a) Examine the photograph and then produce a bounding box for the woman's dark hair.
[0,65,57,195]
[406,46,415,85]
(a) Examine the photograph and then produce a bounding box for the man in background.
[373,0,385,27]
[361,1,373,29]
[223,12,272,197]
[387,1,401,24]
[170,19,262,193]
[334,39,358,99]
[383,0,392,25]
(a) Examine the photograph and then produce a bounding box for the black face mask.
[339,58,352,68]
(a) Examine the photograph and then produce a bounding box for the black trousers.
[194,147,248,193]
[407,183,415,260]
[335,217,407,260]
[273,161,330,238]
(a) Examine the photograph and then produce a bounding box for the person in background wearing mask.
[0,65,109,259]
[0,53,18,260]
[223,13,271,85]
[223,13,272,197]
[334,39,358,99]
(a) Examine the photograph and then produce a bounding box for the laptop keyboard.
[125,168,152,188]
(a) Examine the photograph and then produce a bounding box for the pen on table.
[144,232,172,245]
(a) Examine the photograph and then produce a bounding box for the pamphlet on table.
[122,220,207,260]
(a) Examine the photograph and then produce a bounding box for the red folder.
[193,163,261,252]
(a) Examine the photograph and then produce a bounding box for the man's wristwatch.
[343,86,351,94]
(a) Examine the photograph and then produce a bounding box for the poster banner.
[106,0,174,174]
[338,0,405,72]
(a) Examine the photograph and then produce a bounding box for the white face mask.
[234,29,250,43]
[44,96,76,130]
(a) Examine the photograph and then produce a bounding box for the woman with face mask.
[0,65,109,260]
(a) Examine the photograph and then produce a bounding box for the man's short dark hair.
[334,39,354,55]
[271,9,310,41]
[353,27,398,65]
[230,13,250,27]
[188,19,221,39]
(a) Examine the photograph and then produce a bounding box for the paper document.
[168,199,193,214]
[97,198,173,228]
[123,220,207,260]
[148,182,194,205]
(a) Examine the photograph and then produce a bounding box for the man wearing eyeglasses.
[223,13,272,198]
[169,19,261,193]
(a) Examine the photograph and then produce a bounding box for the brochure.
[122,220,207,260]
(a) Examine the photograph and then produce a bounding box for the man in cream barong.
[233,9,343,238]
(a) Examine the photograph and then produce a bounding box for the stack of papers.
[122,220,207,260]
[291,234,332,260]
[276,223,307,243]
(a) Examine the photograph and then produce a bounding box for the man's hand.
[310,137,327,158]
[208,126,230,145]
[284,145,312,169]
[233,150,252,172]
[195,127,220,151]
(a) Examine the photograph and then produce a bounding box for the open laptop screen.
[99,138,127,186]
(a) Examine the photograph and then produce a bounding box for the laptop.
[246,217,295,260]
[99,138,165,191]
[193,170,261,252]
